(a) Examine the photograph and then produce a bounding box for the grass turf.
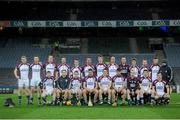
[0,93,180,119]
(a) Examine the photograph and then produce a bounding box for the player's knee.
[111,89,115,94]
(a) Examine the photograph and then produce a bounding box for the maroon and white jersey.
[149,64,160,82]
[98,75,111,88]
[71,66,82,78]
[30,63,43,80]
[129,65,140,78]
[70,77,82,89]
[140,65,150,77]
[112,75,125,89]
[96,63,107,78]
[43,76,55,89]
[108,64,119,78]
[16,63,30,80]
[153,80,166,96]
[119,64,130,78]
[44,62,56,77]
[140,77,151,91]
[84,76,97,89]
[57,63,70,77]
[83,64,95,77]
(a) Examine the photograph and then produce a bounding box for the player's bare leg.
[24,87,31,105]
[17,88,23,105]
[111,89,116,104]
[36,87,42,105]
[83,89,88,104]
[121,89,127,104]
[150,89,155,105]
[41,90,47,105]
[126,89,132,105]
[77,89,82,106]
[30,86,35,104]
[63,90,69,102]
[52,89,57,105]
[93,89,98,103]
[140,90,144,105]
[107,89,111,104]
[55,89,61,104]
[135,90,140,105]
[99,89,103,104]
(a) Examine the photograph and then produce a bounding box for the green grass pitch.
[0,93,180,119]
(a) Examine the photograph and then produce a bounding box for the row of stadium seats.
[0,68,17,89]
[0,48,51,68]
[164,46,180,67]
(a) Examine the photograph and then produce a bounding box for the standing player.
[126,71,140,105]
[111,68,126,106]
[119,56,130,78]
[96,56,107,78]
[41,71,56,105]
[152,72,170,105]
[139,69,152,104]
[30,56,43,105]
[14,56,31,105]
[69,71,82,105]
[129,58,140,78]
[98,68,112,104]
[82,57,95,78]
[70,58,83,78]
[44,55,56,77]
[108,56,119,78]
[83,69,98,105]
[56,57,70,79]
[149,57,160,83]
[159,59,173,95]
[55,70,71,105]
[140,58,150,77]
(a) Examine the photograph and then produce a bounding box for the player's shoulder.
[162,80,166,84]
[98,75,103,80]
[107,75,112,79]
[16,63,22,68]
[153,79,158,85]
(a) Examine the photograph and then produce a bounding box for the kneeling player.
[41,71,56,105]
[98,68,112,104]
[112,68,126,105]
[152,72,170,105]
[55,70,71,105]
[127,72,140,105]
[139,69,152,105]
[69,71,82,105]
[83,69,98,106]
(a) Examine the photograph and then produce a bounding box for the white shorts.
[30,79,41,87]
[18,79,29,88]
[45,87,54,96]
[141,87,151,94]
[87,86,94,90]
[156,92,165,97]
